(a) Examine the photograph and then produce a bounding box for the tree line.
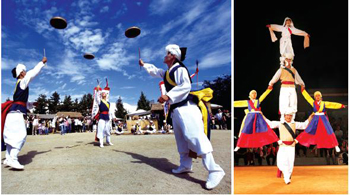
[4,74,231,117]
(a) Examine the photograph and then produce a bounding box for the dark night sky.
[234,1,348,134]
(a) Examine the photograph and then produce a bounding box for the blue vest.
[99,100,110,120]
[9,80,29,114]
[163,62,192,93]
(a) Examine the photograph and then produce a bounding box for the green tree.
[72,98,79,112]
[115,96,127,119]
[79,93,93,115]
[34,94,48,114]
[61,95,73,111]
[48,91,60,114]
[137,91,151,111]
[203,74,231,110]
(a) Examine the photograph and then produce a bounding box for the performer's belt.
[14,101,26,106]
[281,81,295,85]
[315,112,325,115]
[282,141,294,145]
[100,111,108,114]
[169,94,196,113]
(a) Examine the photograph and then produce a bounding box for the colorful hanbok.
[234,89,278,148]
[297,90,346,148]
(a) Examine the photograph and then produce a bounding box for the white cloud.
[149,0,175,15]
[2,78,16,86]
[120,86,135,89]
[100,6,109,13]
[95,42,136,71]
[198,49,231,69]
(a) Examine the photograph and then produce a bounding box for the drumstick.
[139,48,141,70]
[44,48,46,57]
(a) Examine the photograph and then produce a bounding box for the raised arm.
[301,89,314,106]
[295,119,309,130]
[139,59,165,79]
[259,89,272,103]
[19,60,46,90]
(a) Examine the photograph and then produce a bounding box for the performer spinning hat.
[139,44,225,190]
[2,57,47,169]
[95,86,114,148]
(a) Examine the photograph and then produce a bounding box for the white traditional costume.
[142,44,225,189]
[3,62,45,169]
[269,53,305,122]
[266,108,310,184]
[268,17,309,64]
[95,89,114,148]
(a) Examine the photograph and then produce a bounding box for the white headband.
[165,44,181,61]
[16,64,26,78]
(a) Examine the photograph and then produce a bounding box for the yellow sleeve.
[258,89,272,103]
[302,90,314,106]
[234,100,248,108]
[324,101,344,109]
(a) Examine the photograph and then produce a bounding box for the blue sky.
[1,0,232,111]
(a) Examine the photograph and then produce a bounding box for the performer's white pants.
[97,119,111,141]
[277,146,295,183]
[279,87,297,122]
[280,37,294,57]
[4,112,27,162]
[172,101,222,173]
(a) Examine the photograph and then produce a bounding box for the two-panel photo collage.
[1,0,348,194]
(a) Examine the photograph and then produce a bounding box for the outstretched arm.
[19,58,46,90]
[258,89,272,103]
[234,100,248,108]
[325,101,346,109]
[269,24,284,32]
[301,89,314,106]
[291,27,308,36]
[139,59,165,79]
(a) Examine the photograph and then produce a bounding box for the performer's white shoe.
[7,159,24,169]
[108,142,114,146]
[3,159,9,166]
[335,146,341,153]
[234,147,240,152]
[100,144,104,148]
[206,171,225,190]
[172,166,192,174]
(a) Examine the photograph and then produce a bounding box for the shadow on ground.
[114,149,206,189]
[18,150,51,165]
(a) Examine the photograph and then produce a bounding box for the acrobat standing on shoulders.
[297,90,347,152]
[268,53,305,122]
[267,17,310,65]
[234,89,278,151]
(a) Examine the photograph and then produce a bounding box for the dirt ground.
[1,130,231,194]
